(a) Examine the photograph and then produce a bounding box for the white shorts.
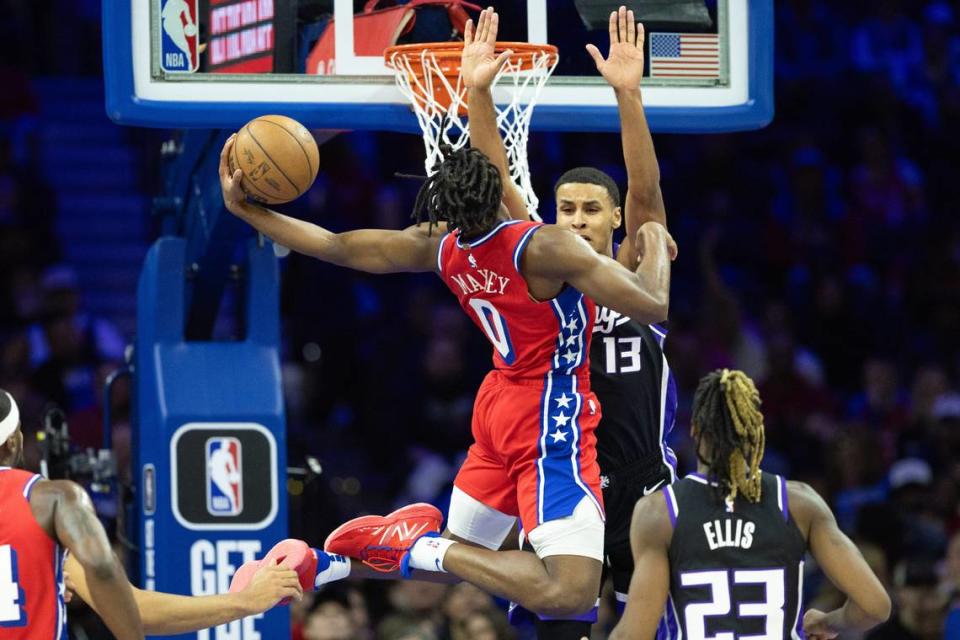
[448,487,603,562]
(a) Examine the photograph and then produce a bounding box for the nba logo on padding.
[206,437,243,516]
[159,0,200,73]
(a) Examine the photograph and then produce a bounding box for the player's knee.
[531,581,595,617]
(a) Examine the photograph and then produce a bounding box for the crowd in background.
[2,0,960,638]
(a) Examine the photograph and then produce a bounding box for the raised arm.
[524,222,673,324]
[42,481,143,640]
[789,482,891,638]
[586,7,667,267]
[462,9,530,221]
[219,137,441,274]
[609,492,672,640]
[65,555,302,635]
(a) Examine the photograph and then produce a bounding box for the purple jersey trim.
[779,475,790,522]
[663,486,678,528]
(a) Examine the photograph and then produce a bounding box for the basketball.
[229,115,320,205]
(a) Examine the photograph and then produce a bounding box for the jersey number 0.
[469,299,516,364]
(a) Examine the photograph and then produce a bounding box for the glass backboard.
[104,0,772,132]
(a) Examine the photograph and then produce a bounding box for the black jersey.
[660,472,807,640]
[590,302,678,477]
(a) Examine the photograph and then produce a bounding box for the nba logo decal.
[160,0,200,73]
[206,437,243,516]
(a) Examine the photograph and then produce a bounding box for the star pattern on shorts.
[562,351,577,364]
[555,393,572,409]
[550,430,568,443]
[553,412,570,428]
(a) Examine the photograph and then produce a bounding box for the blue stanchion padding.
[134,236,288,640]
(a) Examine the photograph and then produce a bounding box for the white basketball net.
[387,46,558,216]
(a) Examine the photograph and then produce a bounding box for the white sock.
[408,536,457,572]
[314,552,351,589]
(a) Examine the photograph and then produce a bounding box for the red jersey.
[437,220,596,384]
[0,467,67,639]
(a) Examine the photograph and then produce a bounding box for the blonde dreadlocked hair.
[691,369,765,505]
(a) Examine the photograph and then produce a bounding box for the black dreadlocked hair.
[691,369,766,506]
[554,167,621,207]
[412,146,503,238]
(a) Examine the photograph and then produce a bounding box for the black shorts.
[600,451,674,597]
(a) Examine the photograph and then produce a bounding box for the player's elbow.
[626,185,662,214]
[629,291,669,325]
[865,590,892,626]
[84,554,124,583]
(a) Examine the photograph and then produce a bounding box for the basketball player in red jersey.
[464,7,678,637]
[219,119,675,617]
[0,390,303,638]
[0,389,144,640]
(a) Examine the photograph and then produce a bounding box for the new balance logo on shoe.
[374,521,430,546]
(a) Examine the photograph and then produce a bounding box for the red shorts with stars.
[453,370,605,534]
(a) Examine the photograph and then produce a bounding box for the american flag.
[649,32,720,78]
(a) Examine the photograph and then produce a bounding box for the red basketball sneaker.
[228,538,318,604]
[323,503,443,573]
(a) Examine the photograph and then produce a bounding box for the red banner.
[208,0,275,73]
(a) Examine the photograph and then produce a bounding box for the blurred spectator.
[867,558,947,640]
[450,609,516,640]
[303,586,366,640]
[377,581,448,640]
[444,584,498,629]
[26,265,125,449]
[851,0,924,91]
[888,458,948,559]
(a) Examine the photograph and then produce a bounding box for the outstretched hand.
[586,5,646,92]
[461,7,513,90]
[236,558,304,615]
[219,134,248,214]
[635,221,678,264]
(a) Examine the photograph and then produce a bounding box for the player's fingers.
[219,136,233,179]
[627,9,636,44]
[478,7,490,42]
[608,10,617,45]
[280,584,303,601]
[618,5,628,43]
[488,10,499,43]
[484,6,495,42]
[289,577,304,592]
[274,567,298,580]
[474,9,484,42]
[494,49,512,71]
[636,22,645,48]
[232,169,243,185]
[585,43,605,69]
[464,18,473,45]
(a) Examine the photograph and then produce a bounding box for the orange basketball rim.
[384,41,558,113]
